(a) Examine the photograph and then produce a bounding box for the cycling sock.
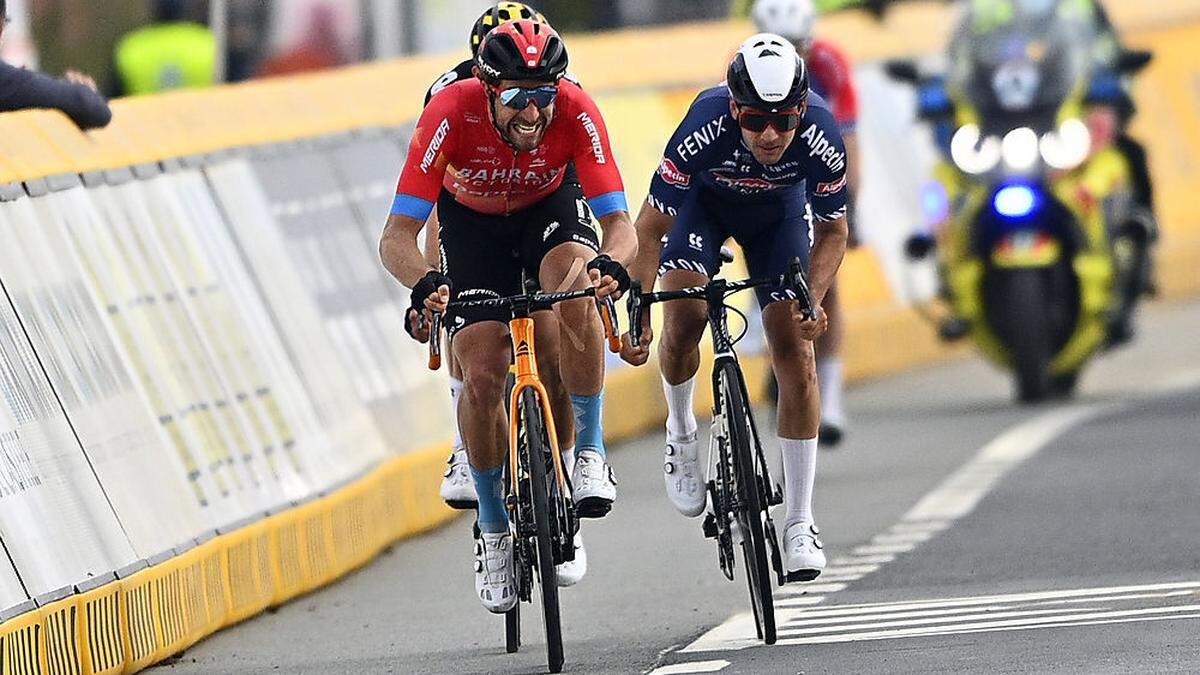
[663,375,698,439]
[570,392,606,458]
[469,463,508,534]
[561,445,577,477]
[816,358,845,426]
[780,436,818,526]
[449,377,465,450]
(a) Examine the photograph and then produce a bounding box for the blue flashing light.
[994,185,1038,219]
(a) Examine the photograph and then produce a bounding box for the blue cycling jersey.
[647,85,849,223]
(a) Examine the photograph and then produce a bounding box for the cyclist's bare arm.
[423,207,442,268]
[619,201,674,365]
[798,213,849,340]
[843,132,861,194]
[630,200,674,292]
[380,213,450,341]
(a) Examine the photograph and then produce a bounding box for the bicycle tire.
[505,603,520,654]
[521,389,565,672]
[719,362,777,645]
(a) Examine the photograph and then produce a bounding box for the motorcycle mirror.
[1117,49,1153,75]
[884,59,920,85]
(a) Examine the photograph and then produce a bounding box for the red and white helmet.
[475,19,569,85]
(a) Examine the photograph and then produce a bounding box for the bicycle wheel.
[718,362,777,645]
[520,389,564,673]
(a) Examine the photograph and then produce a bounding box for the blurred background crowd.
[1,0,742,96]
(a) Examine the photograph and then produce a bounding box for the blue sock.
[571,391,605,458]
[470,464,508,534]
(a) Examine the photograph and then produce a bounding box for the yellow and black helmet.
[470,3,548,57]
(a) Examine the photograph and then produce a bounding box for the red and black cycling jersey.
[808,39,858,133]
[395,77,626,219]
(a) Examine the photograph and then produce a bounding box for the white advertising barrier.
[0,194,138,601]
[172,169,352,488]
[205,158,391,483]
[3,180,207,563]
[209,142,451,454]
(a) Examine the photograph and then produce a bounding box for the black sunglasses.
[737,109,803,133]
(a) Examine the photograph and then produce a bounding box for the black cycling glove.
[405,270,453,338]
[587,254,630,293]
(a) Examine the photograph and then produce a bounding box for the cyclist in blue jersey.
[620,34,849,580]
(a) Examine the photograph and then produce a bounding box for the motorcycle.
[885,6,1149,402]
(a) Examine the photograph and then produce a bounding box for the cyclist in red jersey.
[380,20,636,614]
[753,0,860,448]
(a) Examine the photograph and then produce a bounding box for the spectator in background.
[255,4,348,78]
[0,0,111,129]
[112,0,215,96]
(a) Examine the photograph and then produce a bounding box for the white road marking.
[781,607,1098,635]
[647,659,731,674]
[673,371,1200,657]
[777,604,1200,645]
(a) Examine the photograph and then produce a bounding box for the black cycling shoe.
[818,423,844,449]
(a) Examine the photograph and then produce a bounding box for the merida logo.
[577,112,606,164]
[421,119,451,173]
[515,341,532,358]
[800,124,846,175]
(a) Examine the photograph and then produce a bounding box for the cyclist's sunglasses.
[493,84,559,110]
[737,108,803,133]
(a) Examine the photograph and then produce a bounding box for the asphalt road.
[154,298,1200,675]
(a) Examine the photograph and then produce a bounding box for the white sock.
[663,375,698,440]
[817,357,845,426]
[561,445,577,477]
[780,436,818,526]
[449,377,465,450]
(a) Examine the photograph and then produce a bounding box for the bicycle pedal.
[575,497,612,519]
[702,513,719,539]
[786,569,822,584]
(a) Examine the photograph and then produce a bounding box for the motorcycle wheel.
[997,269,1053,403]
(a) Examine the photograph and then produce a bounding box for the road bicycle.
[627,256,813,645]
[428,287,620,673]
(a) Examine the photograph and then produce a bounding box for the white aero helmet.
[727,33,809,111]
[751,0,817,47]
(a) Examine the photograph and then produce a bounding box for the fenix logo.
[577,112,606,164]
[800,124,846,175]
[420,119,451,174]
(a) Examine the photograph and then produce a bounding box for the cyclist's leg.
[532,309,575,462]
[815,278,847,446]
[520,182,614,514]
[438,191,523,612]
[656,191,723,517]
[742,200,826,576]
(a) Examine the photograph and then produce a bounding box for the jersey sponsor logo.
[647,194,678,217]
[577,112,606,164]
[429,70,459,98]
[456,167,560,185]
[800,123,847,174]
[464,112,483,124]
[816,205,847,222]
[543,221,560,241]
[657,158,691,188]
[475,145,497,154]
[420,119,451,173]
[688,233,704,251]
[815,174,847,195]
[675,116,728,161]
[711,173,781,193]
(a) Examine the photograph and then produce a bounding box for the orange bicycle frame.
[507,316,568,499]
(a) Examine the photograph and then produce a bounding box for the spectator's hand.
[64,70,99,92]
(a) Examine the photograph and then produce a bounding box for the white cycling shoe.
[440,449,477,510]
[784,521,826,583]
[572,449,616,518]
[474,532,517,613]
[663,433,707,517]
[556,532,587,587]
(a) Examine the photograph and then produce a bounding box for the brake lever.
[787,259,816,322]
[596,294,622,354]
[627,281,645,347]
[428,311,443,370]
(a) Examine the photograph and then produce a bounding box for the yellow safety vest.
[115,22,216,96]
